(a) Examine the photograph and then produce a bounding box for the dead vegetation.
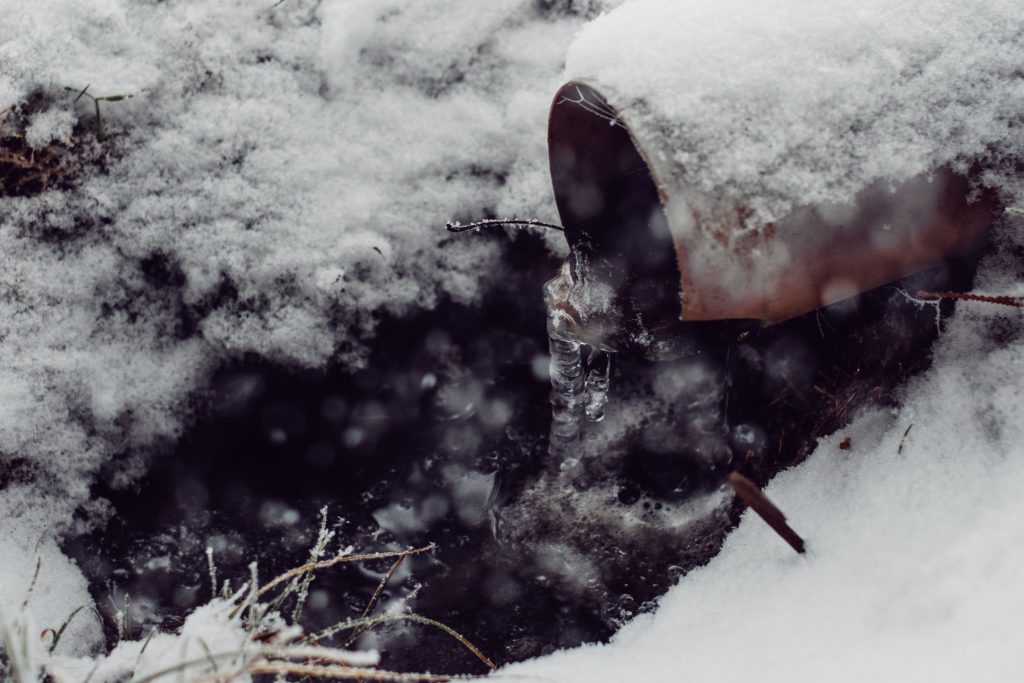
[915,290,1024,308]
[0,87,127,198]
[2,509,495,683]
[0,104,68,197]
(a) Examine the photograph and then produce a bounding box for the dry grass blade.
[192,662,451,683]
[322,614,495,670]
[344,555,407,645]
[19,558,42,611]
[728,471,805,554]
[897,423,914,455]
[227,543,436,620]
[262,645,380,667]
[361,556,406,620]
[915,290,1024,308]
[287,506,334,623]
[131,644,379,683]
[48,605,104,653]
[0,152,37,169]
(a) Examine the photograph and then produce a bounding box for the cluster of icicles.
[545,266,612,459]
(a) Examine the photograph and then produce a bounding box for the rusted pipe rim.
[547,81,684,332]
[548,81,997,331]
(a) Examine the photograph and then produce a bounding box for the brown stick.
[897,423,914,455]
[915,290,1024,308]
[728,472,805,554]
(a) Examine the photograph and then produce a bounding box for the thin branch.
[47,605,102,654]
[445,218,564,234]
[897,423,914,455]
[324,614,494,670]
[915,290,1024,308]
[728,472,805,554]
[132,645,382,683]
[228,544,436,620]
[288,506,334,624]
[345,555,407,645]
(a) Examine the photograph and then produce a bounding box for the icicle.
[545,269,585,459]
[584,349,611,422]
[548,334,584,457]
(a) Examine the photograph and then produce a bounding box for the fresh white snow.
[499,261,1024,682]
[0,0,606,654]
[566,0,1024,228]
[1,0,1022,680]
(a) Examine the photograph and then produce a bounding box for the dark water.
[63,232,981,675]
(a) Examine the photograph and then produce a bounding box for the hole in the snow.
[64,234,985,675]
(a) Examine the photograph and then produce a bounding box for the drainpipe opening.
[548,82,685,340]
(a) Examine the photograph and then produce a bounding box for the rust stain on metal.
[547,80,999,348]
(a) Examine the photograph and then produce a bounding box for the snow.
[0,0,1022,679]
[0,0,612,654]
[500,252,1024,680]
[44,600,382,683]
[566,0,1024,227]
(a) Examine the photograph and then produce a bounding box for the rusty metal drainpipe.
[545,81,998,360]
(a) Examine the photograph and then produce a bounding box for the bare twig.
[288,506,334,624]
[228,544,436,620]
[47,605,103,653]
[897,423,914,455]
[131,644,381,683]
[207,663,450,683]
[728,472,805,554]
[314,613,495,670]
[446,218,564,233]
[344,555,408,646]
[915,290,1024,308]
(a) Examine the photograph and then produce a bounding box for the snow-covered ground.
[2,0,1023,680]
[502,265,1024,681]
[0,0,612,654]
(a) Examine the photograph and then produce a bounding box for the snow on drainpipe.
[546,80,997,358]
